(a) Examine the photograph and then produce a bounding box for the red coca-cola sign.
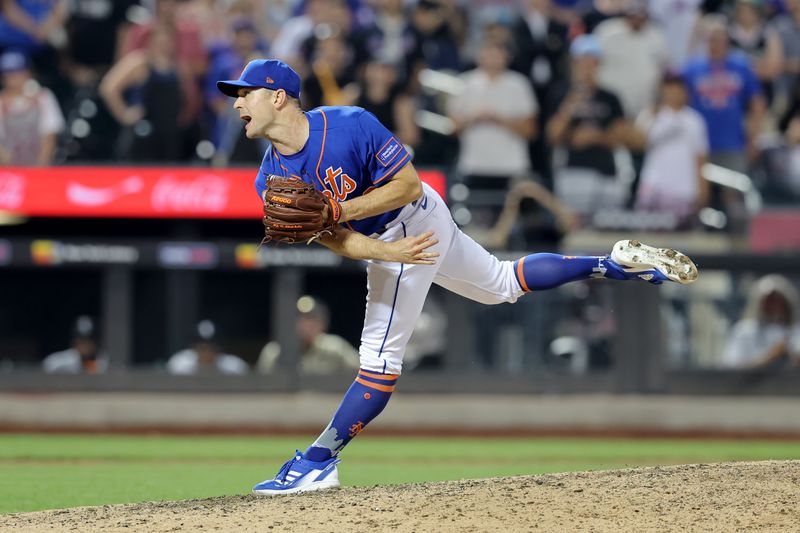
[0,171,26,210]
[0,166,447,219]
[151,174,231,213]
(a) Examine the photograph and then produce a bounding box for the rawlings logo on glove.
[262,175,342,244]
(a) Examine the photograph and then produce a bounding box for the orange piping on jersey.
[372,153,410,185]
[355,377,396,392]
[516,257,531,292]
[314,110,329,191]
[271,150,289,174]
[358,370,399,381]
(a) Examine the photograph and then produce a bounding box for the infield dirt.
[2,460,798,532]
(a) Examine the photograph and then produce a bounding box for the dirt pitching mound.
[3,461,799,532]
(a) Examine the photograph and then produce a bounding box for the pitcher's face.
[234,88,275,138]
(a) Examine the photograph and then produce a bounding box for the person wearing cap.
[42,316,108,374]
[0,50,65,166]
[166,320,249,375]
[545,34,628,216]
[257,297,359,375]
[215,56,701,496]
[594,0,669,117]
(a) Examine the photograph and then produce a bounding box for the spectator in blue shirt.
[683,15,767,173]
[0,0,67,55]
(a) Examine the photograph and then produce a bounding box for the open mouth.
[241,115,252,129]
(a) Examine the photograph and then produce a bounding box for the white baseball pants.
[358,183,525,375]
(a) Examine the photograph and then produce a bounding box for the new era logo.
[266,76,275,84]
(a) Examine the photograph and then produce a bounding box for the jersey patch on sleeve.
[375,137,403,167]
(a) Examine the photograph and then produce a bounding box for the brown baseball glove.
[262,175,342,244]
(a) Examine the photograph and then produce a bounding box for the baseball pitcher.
[216,59,698,495]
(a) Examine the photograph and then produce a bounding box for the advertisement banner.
[0,167,447,219]
[30,240,140,265]
[157,242,219,269]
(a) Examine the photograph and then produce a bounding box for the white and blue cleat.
[252,450,341,496]
[606,240,699,285]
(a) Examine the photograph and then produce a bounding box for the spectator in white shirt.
[0,51,64,166]
[595,0,669,118]
[632,72,710,225]
[167,320,249,376]
[449,36,538,179]
[447,35,538,226]
[722,275,800,369]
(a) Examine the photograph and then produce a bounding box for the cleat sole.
[611,240,699,285]
[252,478,340,496]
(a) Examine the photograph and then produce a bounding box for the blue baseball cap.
[0,51,30,73]
[216,58,301,99]
[570,35,603,59]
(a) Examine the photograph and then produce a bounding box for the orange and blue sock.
[514,253,623,291]
[304,369,397,462]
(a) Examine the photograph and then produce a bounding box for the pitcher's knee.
[476,290,519,305]
[492,261,526,304]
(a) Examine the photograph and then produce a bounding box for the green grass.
[1,434,799,514]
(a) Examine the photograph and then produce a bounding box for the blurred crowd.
[41,274,800,375]
[4,0,800,376]
[3,0,800,239]
[39,292,454,375]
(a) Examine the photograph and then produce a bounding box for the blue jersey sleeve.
[357,110,411,186]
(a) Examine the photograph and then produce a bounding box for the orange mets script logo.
[348,421,365,438]
[323,166,357,201]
